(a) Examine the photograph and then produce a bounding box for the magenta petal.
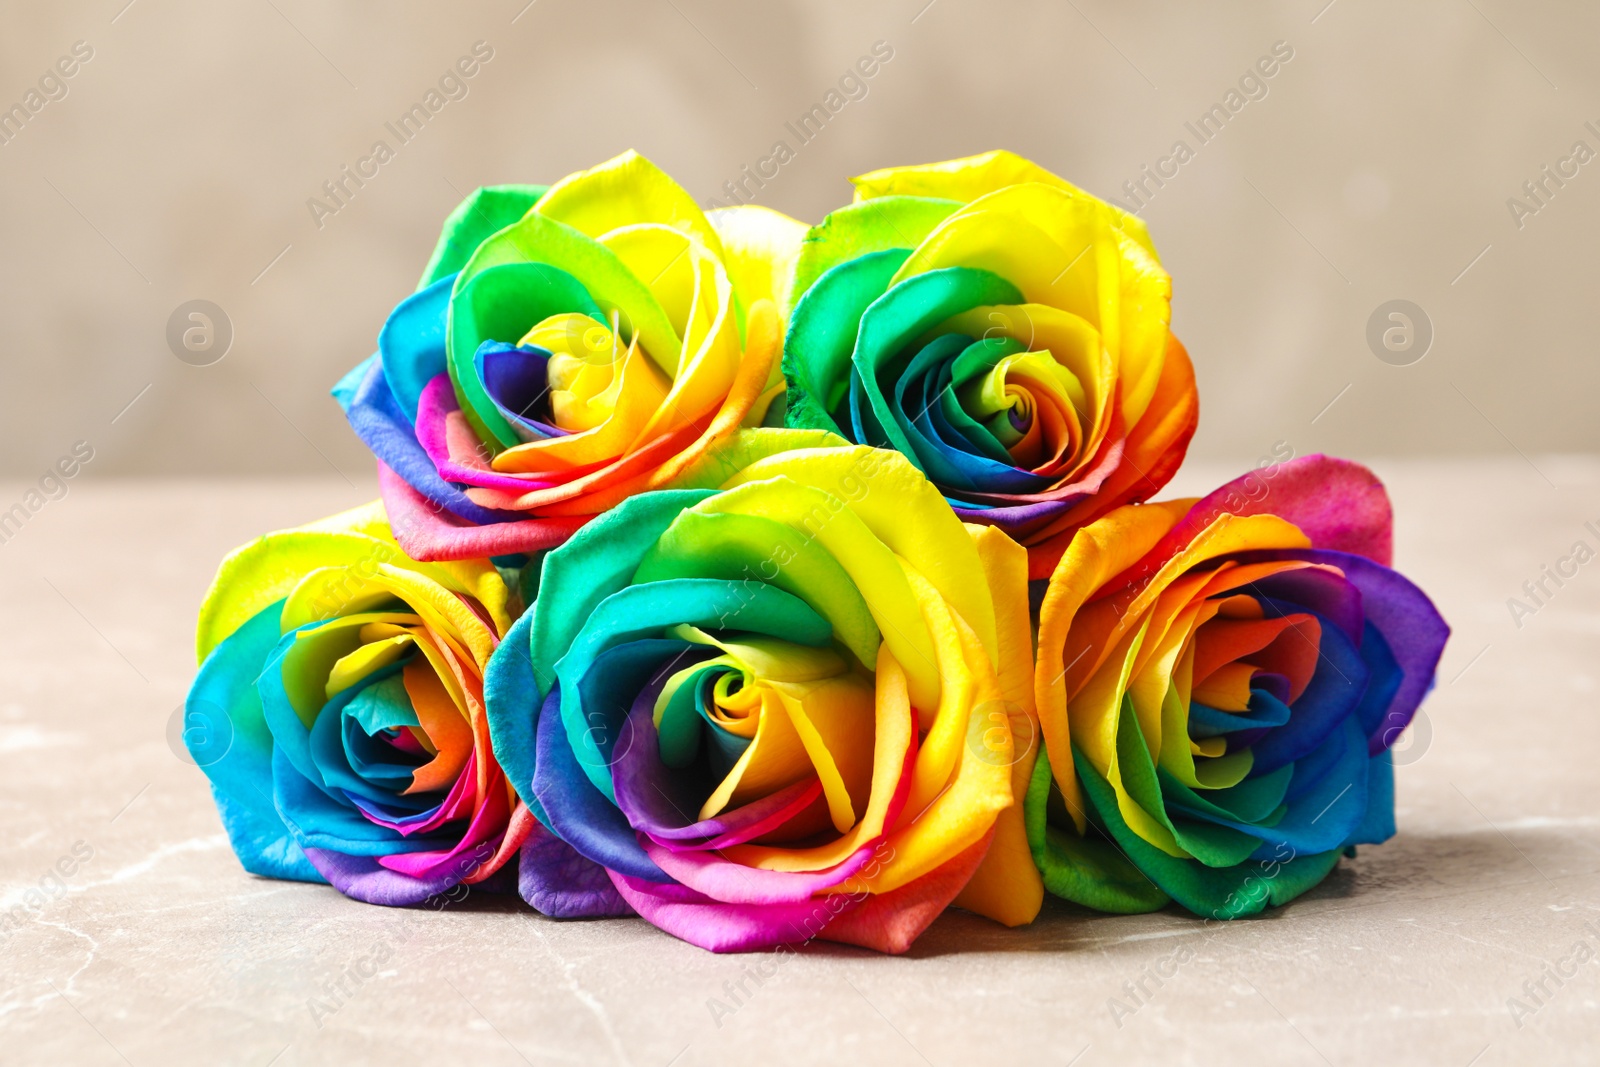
[376,780,505,880]
[414,373,462,471]
[607,870,864,953]
[642,780,826,853]
[1177,454,1394,565]
[378,462,587,561]
[359,749,476,835]
[641,838,878,904]
[818,830,994,954]
[415,375,567,493]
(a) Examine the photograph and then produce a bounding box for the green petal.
[1074,744,1342,919]
[196,527,403,663]
[1025,750,1170,914]
[452,210,684,445]
[529,490,718,700]
[662,427,846,491]
[852,266,1025,466]
[418,184,547,291]
[783,249,909,435]
[634,509,880,672]
[446,262,604,449]
[1111,695,1262,868]
[788,195,960,307]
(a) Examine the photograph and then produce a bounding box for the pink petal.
[607,872,867,954]
[378,462,587,562]
[641,839,879,905]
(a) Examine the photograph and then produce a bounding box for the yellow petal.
[850,148,1157,258]
[1034,501,1181,830]
[706,204,809,320]
[951,524,1043,927]
[534,149,724,260]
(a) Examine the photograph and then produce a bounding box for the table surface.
[2,458,1597,1066]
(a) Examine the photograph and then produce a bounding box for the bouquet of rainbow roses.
[183,150,1448,952]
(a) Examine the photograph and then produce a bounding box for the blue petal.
[187,602,321,883]
[1249,599,1370,775]
[332,350,513,525]
[483,611,550,827]
[474,341,567,440]
[1346,748,1396,846]
[378,273,455,422]
[1188,688,1293,739]
[533,684,669,882]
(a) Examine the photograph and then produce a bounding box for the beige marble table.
[2,459,1597,1066]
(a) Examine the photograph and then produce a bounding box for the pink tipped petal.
[415,375,572,494]
[641,839,879,905]
[377,774,510,879]
[466,802,537,885]
[607,871,867,954]
[378,462,587,561]
[646,780,827,854]
[819,830,995,955]
[1176,454,1394,565]
[360,749,478,835]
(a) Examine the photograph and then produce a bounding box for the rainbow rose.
[1029,456,1448,917]
[484,438,1042,952]
[185,502,529,904]
[335,150,808,562]
[782,150,1198,579]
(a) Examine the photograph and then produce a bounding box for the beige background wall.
[1,0,1594,479]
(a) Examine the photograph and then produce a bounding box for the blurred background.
[1,0,1595,481]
